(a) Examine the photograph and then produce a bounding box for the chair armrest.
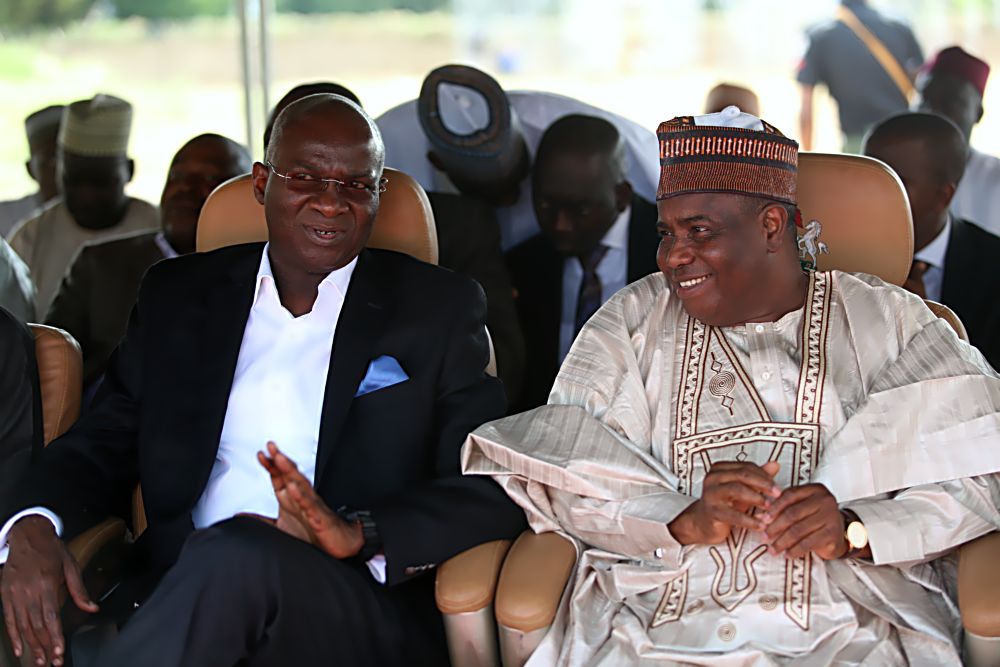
[495,532,576,632]
[436,539,512,615]
[67,518,127,571]
[959,532,1000,637]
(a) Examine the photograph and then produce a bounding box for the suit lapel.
[186,246,260,502]
[315,250,392,486]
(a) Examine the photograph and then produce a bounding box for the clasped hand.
[255,441,364,559]
[669,461,848,560]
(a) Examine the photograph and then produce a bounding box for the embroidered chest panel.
[655,272,833,632]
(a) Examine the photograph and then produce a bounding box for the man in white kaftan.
[462,107,1000,666]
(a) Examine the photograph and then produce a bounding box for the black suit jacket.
[15,244,525,595]
[506,195,660,412]
[428,192,526,405]
[0,306,41,519]
[46,231,167,385]
[941,218,1000,370]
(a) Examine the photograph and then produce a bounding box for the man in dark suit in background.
[267,82,526,404]
[46,133,251,385]
[0,94,525,667]
[507,114,659,411]
[864,111,1000,369]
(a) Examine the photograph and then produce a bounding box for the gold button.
[717,623,736,642]
[759,595,779,611]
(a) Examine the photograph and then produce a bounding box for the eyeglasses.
[265,162,388,199]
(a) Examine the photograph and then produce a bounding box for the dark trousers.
[96,517,448,667]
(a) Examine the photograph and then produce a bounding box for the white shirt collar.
[254,242,358,311]
[153,231,179,259]
[601,204,631,251]
[914,216,951,269]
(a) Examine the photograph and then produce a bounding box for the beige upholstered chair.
[489,153,1000,667]
[196,168,507,667]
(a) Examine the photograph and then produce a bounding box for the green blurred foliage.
[276,0,448,13]
[0,0,98,30]
[115,0,230,19]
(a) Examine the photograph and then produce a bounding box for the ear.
[251,162,269,204]
[613,181,633,213]
[937,182,958,211]
[976,102,985,125]
[25,160,35,182]
[761,204,790,253]
[126,159,136,183]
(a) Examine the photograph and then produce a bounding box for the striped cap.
[657,106,798,204]
[59,94,133,157]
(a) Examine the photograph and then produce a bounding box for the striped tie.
[574,245,609,334]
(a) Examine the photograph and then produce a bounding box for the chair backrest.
[925,300,969,341]
[29,324,82,445]
[196,168,439,265]
[796,153,913,286]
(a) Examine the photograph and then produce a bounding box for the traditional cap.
[923,46,990,97]
[58,94,133,157]
[24,105,65,145]
[418,64,525,183]
[657,106,798,204]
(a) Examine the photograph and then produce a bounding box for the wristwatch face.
[846,521,868,550]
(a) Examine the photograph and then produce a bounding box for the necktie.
[904,260,930,299]
[574,245,609,334]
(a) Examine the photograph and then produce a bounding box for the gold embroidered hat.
[657,106,798,205]
[59,94,133,157]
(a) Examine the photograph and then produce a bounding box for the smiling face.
[252,98,384,281]
[656,193,799,326]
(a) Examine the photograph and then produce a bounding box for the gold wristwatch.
[842,509,868,558]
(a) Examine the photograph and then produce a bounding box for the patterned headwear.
[657,106,798,205]
[922,46,990,98]
[59,94,133,157]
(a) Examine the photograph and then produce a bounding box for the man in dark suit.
[266,82,525,404]
[0,94,525,667]
[46,133,251,385]
[507,114,660,411]
[0,307,40,521]
[864,111,1000,369]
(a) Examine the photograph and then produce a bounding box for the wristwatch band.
[338,507,382,561]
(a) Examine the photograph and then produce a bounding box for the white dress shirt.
[914,217,951,304]
[1,245,386,581]
[952,147,1000,237]
[557,206,631,362]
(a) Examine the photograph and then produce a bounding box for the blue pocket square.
[355,355,409,397]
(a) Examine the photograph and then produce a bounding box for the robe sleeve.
[846,475,1000,566]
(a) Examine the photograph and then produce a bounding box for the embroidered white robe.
[463,270,1000,666]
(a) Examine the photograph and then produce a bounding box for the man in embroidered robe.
[462,106,1000,665]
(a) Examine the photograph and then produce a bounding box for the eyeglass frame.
[264,161,388,197]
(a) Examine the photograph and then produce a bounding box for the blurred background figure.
[9,94,158,318]
[704,82,760,116]
[0,238,34,323]
[506,114,658,411]
[46,133,250,386]
[262,81,363,152]
[376,64,660,250]
[798,0,923,153]
[864,112,1000,370]
[914,46,1000,237]
[0,105,63,239]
